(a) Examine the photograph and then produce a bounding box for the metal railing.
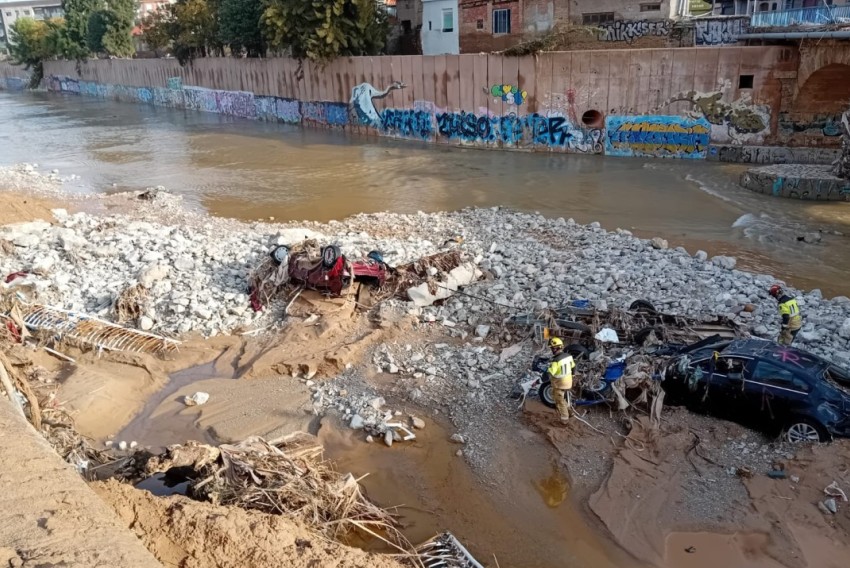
[751,5,850,28]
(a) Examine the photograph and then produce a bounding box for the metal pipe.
[739,31,850,39]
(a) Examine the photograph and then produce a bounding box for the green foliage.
[61,0,101,59]
[141,0,221,64]
[84,0,135,57]
[218,0,265,57]
[261,0,389,65]
[9,17,68,86]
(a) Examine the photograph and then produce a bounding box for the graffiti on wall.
[656,90,770,144]
[2,77,27,91]
[166,76,183,90]
[434,111,603,153]
[694,18,748,46]
[708,145,839,165]
[488,84,528,106]
[301,101,349,126]
[778,113,842,137]
[350,81,407,128]
[255,96,301,124]
[605,116,711,159]
[598,20,671,44]
[381,109,433,139]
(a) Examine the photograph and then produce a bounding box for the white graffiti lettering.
[598,20,671,44]
[694,18,748,46]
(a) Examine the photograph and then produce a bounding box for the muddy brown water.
[2,92,850,297]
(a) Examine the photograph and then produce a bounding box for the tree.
[218,0,265,57]
[61,0,101,59]
[261,0,389,65]
[87,0,135,57]
[9,17,67,86]
[140,8,173,53]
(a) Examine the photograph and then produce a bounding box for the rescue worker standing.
[769,285,802,345]
[544,338,575,424]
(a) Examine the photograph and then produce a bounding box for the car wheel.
[539,382,557,409]
[270,245,289,266]
[322,245,341,268]
[629,299,657,314]
[785,418,828,443]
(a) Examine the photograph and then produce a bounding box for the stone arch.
[792,63,850,114]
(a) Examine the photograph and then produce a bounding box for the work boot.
[559,416,569,425]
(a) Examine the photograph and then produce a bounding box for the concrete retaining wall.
[32,48,804,161]
[741,164,850,201]
[0,62,30,91]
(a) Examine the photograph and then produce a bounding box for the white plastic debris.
[184,392,210,406]
[118,441,128,451]
[594,327,619,343]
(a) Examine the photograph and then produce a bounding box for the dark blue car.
[663,338,850,443]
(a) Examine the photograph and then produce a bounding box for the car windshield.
[824,365,850,395]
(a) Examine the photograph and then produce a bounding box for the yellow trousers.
[553,387,571,421]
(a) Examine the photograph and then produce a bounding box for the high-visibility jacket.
[778,295,802,330]
[547,352,575,390]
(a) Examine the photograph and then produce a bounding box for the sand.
[92,479,407,568]
[0,400,162,568]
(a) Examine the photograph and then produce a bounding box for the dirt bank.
[92,479,407,568]
[0,191,70,225]
[0,400,162,568]
[536,407,850,568]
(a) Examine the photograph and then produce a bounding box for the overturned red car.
[270,244,388,297]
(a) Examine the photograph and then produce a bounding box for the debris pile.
[138,435,416,555]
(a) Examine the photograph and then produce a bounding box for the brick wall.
[460,0,522,53]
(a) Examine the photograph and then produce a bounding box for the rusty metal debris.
[17,303,179,355]
[416,532,485,568]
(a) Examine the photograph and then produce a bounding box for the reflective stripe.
[779,298,800,317]
[548,354,574,389]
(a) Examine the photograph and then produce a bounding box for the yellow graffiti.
[616,122,709,134]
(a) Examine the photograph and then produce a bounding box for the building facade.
[422,0,460,54]
[0,0,63,54]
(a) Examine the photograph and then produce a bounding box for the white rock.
[349,414,365,430]
[138,316,154,331]
[839,318,850,340]
[369,397,385,410]
[118,441,128,451]
[410,416,426,429]
[694,250,708,262]
[450,433,465,444]
[384,430,394,447]
[174,257,195,271]
[387,363,399,374]
[475,324,490,338]
[651,237,668,250]
[183,392,210,406]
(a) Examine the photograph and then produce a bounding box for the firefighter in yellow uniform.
[769,285,802,345]
[545,338,575,423]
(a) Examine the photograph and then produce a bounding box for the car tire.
[539,381,557,409]
[270,245,289,266]
[322,245,341,268]
[785,418,829,443]
[566,343,590,360]
[629,299,657,314]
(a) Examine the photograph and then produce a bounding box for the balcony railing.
[751,5,850,28]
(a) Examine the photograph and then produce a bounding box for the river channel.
[1,90,849,296]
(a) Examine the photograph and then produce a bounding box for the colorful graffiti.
[778,113,842,137]
[434,111,603,153]
[694,17,749,46]
[656,90,770,144]
[488,84,528,106]
[2,77,27,91]
[301,101,349,126]
[605,116,711,159]
[166,76,183,90]
[709,145,839,165]
[254,96,301,124]
[380,109,433,139]
[742,166,850,201]
[350,81,406,128]
[598,20,671,44]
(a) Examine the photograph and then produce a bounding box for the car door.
[744,359,812,432]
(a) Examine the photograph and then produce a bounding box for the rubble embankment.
[4,163,850,568]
